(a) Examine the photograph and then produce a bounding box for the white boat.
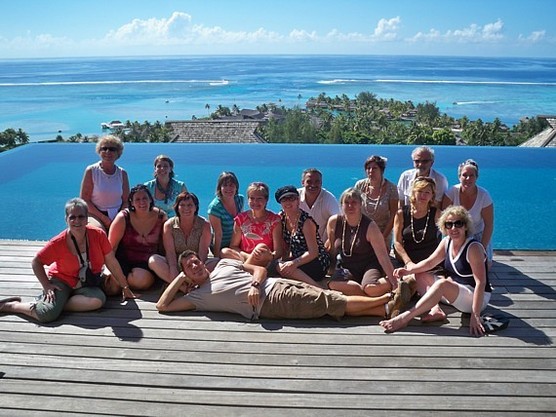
[101,120,126,130]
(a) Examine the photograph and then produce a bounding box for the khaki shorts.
[260,279,347,320]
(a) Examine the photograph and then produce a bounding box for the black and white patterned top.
[280,209,330,271]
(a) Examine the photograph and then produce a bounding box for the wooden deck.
[0,239,555,416]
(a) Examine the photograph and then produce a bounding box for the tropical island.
[0,91,551,150]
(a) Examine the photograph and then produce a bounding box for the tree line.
[1,90,549,148]
[255,92,548,146]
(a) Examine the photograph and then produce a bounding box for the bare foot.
[421,305,447,323]
[379,311,411,333]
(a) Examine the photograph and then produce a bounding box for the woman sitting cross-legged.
[380,205,493,337]
[0,198,135,323]
[275,185,331,287]
[326,188,400,297]
[104,184,167,294]
[221,182,283,268]
[149,191,212,288]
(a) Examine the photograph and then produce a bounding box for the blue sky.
[1,0,554,58]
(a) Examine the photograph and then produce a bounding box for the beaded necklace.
[341,215,361,257]
[364,178,383,216]
[410,207,430,244]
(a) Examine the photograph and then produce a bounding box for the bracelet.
[251,281,260,288]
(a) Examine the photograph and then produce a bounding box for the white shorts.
[435,276,491,313]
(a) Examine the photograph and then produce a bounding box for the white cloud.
[103,12,283,46]
[0,32,74,51]
[105,11,193,43]
[289,29,318,42]
[101,13,402,47]
[408,19,505,43]
[373,17,401,41]
[518,30,546,43]
[482,19,504,40]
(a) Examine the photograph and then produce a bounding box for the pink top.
[234,210,280,253]
[117,209,164,264]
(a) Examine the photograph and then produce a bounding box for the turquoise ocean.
[1,55,555,141]
[0,55,555,249]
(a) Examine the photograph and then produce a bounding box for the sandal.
[481,314,509,334]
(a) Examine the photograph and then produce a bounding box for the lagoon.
[1,143,555,249]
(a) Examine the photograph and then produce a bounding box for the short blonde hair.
[437,205,474,237]
[246,182,269,200]
[95,135,124,159]
[339,187,363,205]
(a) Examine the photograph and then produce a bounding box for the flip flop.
[481,314,509,334]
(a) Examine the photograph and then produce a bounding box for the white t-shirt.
[298,187,339,242]
[445,185,493,235]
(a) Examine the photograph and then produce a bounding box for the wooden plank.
[0,239,555,415]
[0,379,555,413]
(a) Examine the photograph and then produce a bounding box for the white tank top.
[91,162,124,220]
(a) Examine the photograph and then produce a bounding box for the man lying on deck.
[156,250,412,321]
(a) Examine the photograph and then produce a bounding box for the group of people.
[0,137,497,336]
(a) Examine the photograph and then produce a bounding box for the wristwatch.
[250,281,260,288]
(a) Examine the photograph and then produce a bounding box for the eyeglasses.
[100,146,117,152]
[413,159,432,164]
[445,220,465,229]
[68,214,87,221]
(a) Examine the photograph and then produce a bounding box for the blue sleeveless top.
[444,237,492,292]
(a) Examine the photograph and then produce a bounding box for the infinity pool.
[1,143,555,249]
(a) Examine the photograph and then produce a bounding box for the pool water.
[1,143,555,250]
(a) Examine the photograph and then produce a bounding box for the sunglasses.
[280,195,298,202]
[68,214,87,221]
[445,220,465,229]
[100,146,117,152]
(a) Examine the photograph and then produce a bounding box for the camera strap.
[70,232,89,267]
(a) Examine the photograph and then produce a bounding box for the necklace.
[285,211,300,234]
[364,178,383,216]
[410,207,430,244]
[156,179,172,203]
[341,215,361,257]
[252,211,267,222]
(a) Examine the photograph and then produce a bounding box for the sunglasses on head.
[445,220,465,229]
[100,146,117,152]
